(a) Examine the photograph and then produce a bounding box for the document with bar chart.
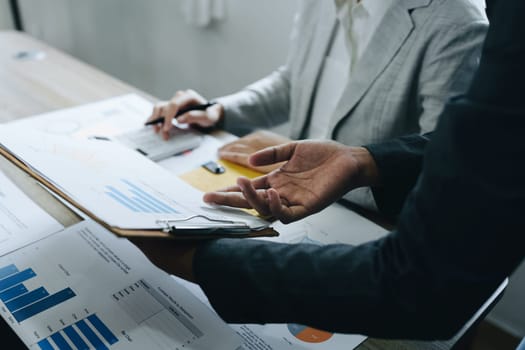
[0,127,268,232]
[0,220,241,350]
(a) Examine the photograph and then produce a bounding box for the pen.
[144,101,217,126]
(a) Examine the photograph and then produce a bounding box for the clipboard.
[0,146,278,240]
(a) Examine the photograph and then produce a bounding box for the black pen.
[144,101,217,126]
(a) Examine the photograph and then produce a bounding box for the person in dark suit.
[130,0,525,339]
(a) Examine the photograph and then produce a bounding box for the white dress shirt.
[306,0,393,139]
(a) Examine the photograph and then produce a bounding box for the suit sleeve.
[193,0,525,340]
[364,133,430,219]
[415,4,488,134]
[216,67,292,136]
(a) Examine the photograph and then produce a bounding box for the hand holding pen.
[145,89,223,140]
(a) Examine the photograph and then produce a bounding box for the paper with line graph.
[0,220,241,349]
[0,127,268,231]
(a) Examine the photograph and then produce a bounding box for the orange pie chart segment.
[287,324,333,343]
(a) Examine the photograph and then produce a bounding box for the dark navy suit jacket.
[192,0,525,339]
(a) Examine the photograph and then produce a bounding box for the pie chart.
[287,324,333,343]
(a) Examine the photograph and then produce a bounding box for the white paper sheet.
[0,171,62,257]
[9,94,150,139]
[9,94,203,162]
[0,220,241,350]
[0,128,268,231]
[268,202,388,246]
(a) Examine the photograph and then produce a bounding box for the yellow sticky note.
[179,160,264,217]
[179,160,263,193]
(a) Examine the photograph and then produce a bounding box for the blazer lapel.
[329,0,432,137]
[290,16,337,139]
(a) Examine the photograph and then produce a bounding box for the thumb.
[249,142,298,166]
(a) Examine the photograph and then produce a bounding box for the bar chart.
[36,314,119,350]
[0,264,76,323]
[105,179,179,214]
[0,221,241,350]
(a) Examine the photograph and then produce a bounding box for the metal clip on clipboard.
[156,215,252,235]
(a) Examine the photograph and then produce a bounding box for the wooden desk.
[0,30,462,350]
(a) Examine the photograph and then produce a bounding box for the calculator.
[114,127,203,161]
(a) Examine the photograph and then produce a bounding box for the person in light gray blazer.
[147,0,488,210]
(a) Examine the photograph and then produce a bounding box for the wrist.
[351,147,381,188]
[215,103,225,129]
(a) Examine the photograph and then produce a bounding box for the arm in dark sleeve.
[194,96,524,340]
[193,0,525,339]
[364,133,431,218]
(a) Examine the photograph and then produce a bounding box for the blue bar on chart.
[50,332,73,350]
[106,188,140,212]
[104,179,179,214]
[88,314,118,345]
[0,264,18,279]
[0,268,36,292]
[123,179,178,214]
[39,314,118,350]
[6,287,49,312]
[13,287,76,322]
[63,325,89,350]
[76,319,110,350]
[131,195,162,213]
[0,284,28,302]
[37,338,54,350]
[122,179,178,213]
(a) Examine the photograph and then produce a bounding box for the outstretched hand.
[204,140,379,223]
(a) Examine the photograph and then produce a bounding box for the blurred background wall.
[0,0,14,29]
[16,0,298,100]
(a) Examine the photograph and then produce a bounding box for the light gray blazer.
[218,0,488,209]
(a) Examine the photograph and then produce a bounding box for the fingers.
[203,183,246,207]
[178,110,216,128]
[248,174,271,191]
[230,179,306,223]
[203,191,253,209]
[161,105,178,133]
[146,101,179,137]
[250,142,298,166]
[146,105,164,133]
[203,176,306,223]
[202,176,271,213]
[237,177,272,216]
[267,188,307,224]
[146,89,208,138]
